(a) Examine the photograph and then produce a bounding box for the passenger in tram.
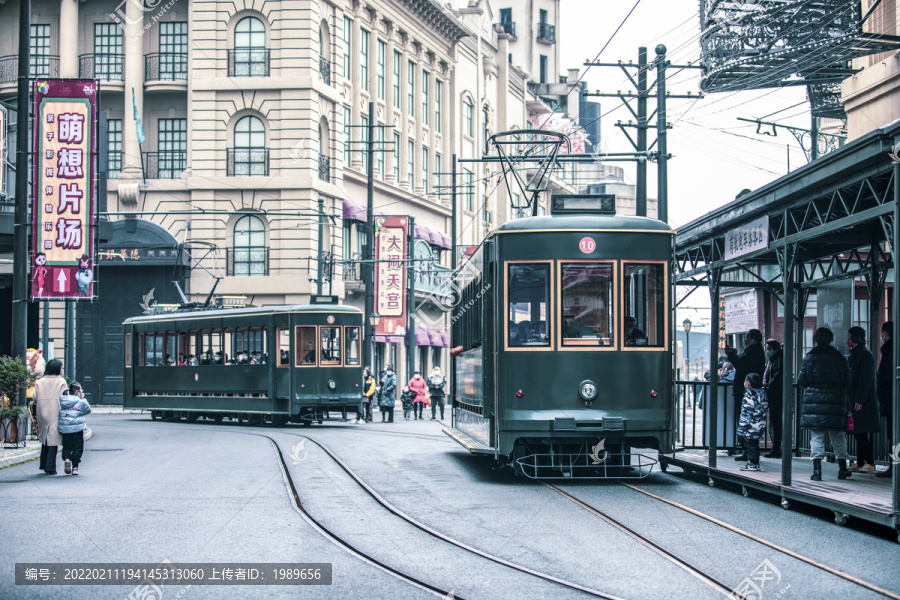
[763,340,784,459]
[846,327,880,473]
[177,353,187,366]
[624,316,647,346]
[188,355,199,366]
[877,322,893,478]
[799,327,853,481]
[212,352,224,365]
[280,349,290,365]
[302,341,316,364]
[726,329,765,460]
[737,373,768,472]
[251,351,263,364]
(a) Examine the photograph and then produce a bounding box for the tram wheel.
[213,415,223,424]
[741,486,750,498]
[780,498,790,510]
[708,477,715,488]
[833,512,849,526]
[150,411,160,421]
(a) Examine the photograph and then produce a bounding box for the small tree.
[0,355,37,409]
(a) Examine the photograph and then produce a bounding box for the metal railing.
[537,22,556,44]
[415,263,453,295]
[226,148,269,176]
[143,151,186,179]
[318,154,330,182]
[108,151,122,179]
[227,49,269,77]
[226,247,269,276]
[79,53,124,81]
[494,21,516,38]
[319,56,331,85]
[145,52,188,81]
[0,54,59,82]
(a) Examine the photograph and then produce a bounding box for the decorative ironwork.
[227,148,269,176]
[318,154,331,182]
[537,22,556,44]
[0,55,59,83]
[226,247,269,276]
[227,49,269,77]
[145,52,188,81]
[143,151,186,180]
[806,82,845,120]
[319,56,331,85]
[494,21,516,38]
[79,53,124,81]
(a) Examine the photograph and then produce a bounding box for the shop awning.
[342,199,367,222]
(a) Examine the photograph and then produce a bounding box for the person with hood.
[737,373,768,472]
[726,328,766,459]
[846,326,880,473]
[427,366,446,420]
[877,321,894,478]
[33,359,69,475]
[400,386,415,420]
[361,367,376,423]
[763,339,784,458]
[58,382,91,475]
[408,370,428,420]
[379,365,397,423]
[799,327,852,481]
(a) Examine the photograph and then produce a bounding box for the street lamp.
[368,312,380,371]
[683,318,692,379]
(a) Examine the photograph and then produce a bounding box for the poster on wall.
[724,290,759,334]
[817,279,853,345]
[31,79,98,300]
[373,216,408,337]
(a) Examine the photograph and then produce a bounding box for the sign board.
[31,79,98,299]
[374,216,408,337]
[724,290,759,333]
[724,215,769,261]
[817,279,853,344]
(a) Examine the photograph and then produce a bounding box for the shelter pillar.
[708,267,721,469]
[780,243,796,487]
[893,159,899,524]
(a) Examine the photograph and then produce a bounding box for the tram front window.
[561,263,614,347]
[507,263,550,347]
[623,263,665,347]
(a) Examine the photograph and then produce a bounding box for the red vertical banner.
[373,216,408,337]
[31,79,98,300]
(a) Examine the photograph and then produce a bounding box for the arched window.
[232,215,266,276]
[230,115,267,176]
[232,16,267,77]
[319,20,332,84]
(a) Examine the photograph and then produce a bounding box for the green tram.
[123,301,364,425]
[445,196,674,478]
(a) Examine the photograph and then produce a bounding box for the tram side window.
[199,330,211,364]
[248,328,266,363]
[165,332,176,365]
[561,263,614,347]
[136,334,143,366]
[320,327,341,365]
[623,263,665,347]
[210,329,223,364]
[278,326,290,366]
[188,331,198,365]
[125,333,132,367]
[507,263,551,347]
[177,332,188,365]
[345,327,360,366]
[296,326,317,365]
[224,329,235,363]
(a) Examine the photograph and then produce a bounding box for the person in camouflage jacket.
[737,373,768,471]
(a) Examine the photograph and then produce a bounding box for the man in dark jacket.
[763,339,784,458]
[846,326,880,472]
[726,328,766,458]
[877,322,893,478]
[799,327,852,481]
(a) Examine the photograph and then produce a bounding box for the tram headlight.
[328,380,336,390]
[578,380,598,401]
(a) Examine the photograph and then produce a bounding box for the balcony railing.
[537,22,556,44]
[80,53,124,81]
[108,151,122,179]
[318,154,330,182]
[227,49,269,77]
[145,52,187,82]
[319,56,331,85]
[494,21,516,38]
[0,54,60,83]
[227,148,269,176]
[226,247,269,276]
[143,151,186,179]
[415,263,453,296]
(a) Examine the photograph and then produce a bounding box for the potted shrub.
[0,356,37,447]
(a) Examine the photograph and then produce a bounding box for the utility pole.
[636,47,648,217]
[316,197,325,296]
[407,215,415,383]
[656,44,669,225]
[364,102,375,372]
[451,155,457,270]
[12,0,31,404]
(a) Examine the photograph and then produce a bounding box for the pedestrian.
[427,366,446,420]
[32,359,68,475]
[763,339,784,458]
[408,370,428,420]
[877,321,893,478]
[400,386,415,420]
[379,365,397,423]
[846,326,880,473]
[361,367,376,423]
[738,373,768,472]
[799,327,853,481]
[726,329,766,459]
[58,382,91,475]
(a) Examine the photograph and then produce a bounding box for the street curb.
[0,428,93,470]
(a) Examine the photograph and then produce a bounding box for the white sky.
[559,0,817,230]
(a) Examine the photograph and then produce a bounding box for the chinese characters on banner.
[373,216,408,337]
[31,79,98,299]
[724,215,769,261]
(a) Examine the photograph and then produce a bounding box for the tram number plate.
[579,237,596,254]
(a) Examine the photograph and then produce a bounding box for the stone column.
[349,15,362,170]
[414,56,425,196]
[399,43,410,190]
[121,0,144,179]
[58,0,79,78]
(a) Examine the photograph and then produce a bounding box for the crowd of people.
[359,365,446,424]
[156,351,267,366]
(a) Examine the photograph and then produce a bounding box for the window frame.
[558,260,618,351]
[233,16,267,77]
[277,326,290,367]
[342,16,351,79]
[376,39,385,100]
[125,333,132,367]
[295,325,318,367]
[318,325,342,366]
[232,213,266,276]
[463,99,474,138]
[392,51,401,109]
[620,260,669,352]
[345,326,360,366]
[504,260,554,352]
[360,27,369,90]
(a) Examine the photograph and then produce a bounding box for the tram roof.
[493,213,673,233]
[123,304,362,325]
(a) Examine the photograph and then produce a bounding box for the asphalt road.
[2,413,899,600]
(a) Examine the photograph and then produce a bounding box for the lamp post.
[368,312,380,372]
[683,318,692,379]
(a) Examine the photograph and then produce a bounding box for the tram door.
[274,316,291,402]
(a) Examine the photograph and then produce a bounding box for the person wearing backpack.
[58,382,91,475]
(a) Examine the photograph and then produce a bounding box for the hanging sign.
[724,215,768,261]
[374,216,408,337]
[31,79,98,299]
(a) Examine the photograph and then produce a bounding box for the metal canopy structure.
[699,1,900,118]
[671,118,900,533]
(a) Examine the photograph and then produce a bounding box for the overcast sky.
[558,0,817,231]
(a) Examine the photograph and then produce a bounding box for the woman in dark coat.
[877,322,893,477]
[378,365,397,423]
[846,326,880,472]
[798,327,852,481]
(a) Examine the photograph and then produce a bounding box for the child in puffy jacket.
[400,386,415,420]
[58,382,91,475]
[737,373,768,472]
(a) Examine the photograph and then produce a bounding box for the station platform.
[660,451,899,539]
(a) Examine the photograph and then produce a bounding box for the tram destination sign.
[373,216,408,337]
[31,79,99,300]
[724,215,768,261]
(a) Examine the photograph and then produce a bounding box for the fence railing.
[145,52,188,81]
[227,49,269,77]
[318,154,330,182]
[143,151,186,180]
[226,148,269,176]
[0,55,60,82]
[226,247,269,276]
[494,21,516,37]
[79,53,124,81]
[319,56,331,85]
